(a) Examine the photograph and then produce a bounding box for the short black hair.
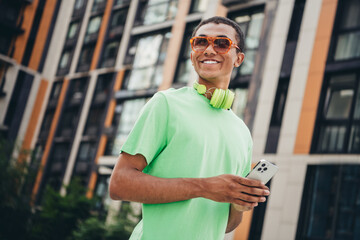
[191,16,245,53]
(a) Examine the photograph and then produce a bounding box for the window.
[74,0,85,10]
[265,77,290,153]
[56,78,88,138]
[313,73,360,153]
[229,10,264,77]
[108,98,147,155]
[114,0,131,6]
[231,88,248,120]
[59,50,71,69]
[67,22,79,40]
[77,142,97,162]
[111,8,128,29]
[52,143,69,163]
[77,44,95,72]
[92,0,106,13]
[86,16,102,36]
[125,31,171,90]
[332,0,360,61]
[296,165,360,240]
[190,0,209,13]
[100,41,120,68]
[138,0,178,25]
[174,22,198,84]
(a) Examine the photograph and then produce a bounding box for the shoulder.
[157,87,191,98]
[145,87,190,111]
[155,87,192,105]
[228,111,252,142]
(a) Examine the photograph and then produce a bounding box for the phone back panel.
[246,159,278,184]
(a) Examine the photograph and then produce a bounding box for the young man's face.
[190,23,244,87]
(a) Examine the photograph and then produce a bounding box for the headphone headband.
[193,82,234,110]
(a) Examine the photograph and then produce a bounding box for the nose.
[203,42,217,55]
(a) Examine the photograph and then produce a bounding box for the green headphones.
[193,82,234,110]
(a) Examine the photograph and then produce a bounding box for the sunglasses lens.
[193,38,209,51]
[214,38,231,53]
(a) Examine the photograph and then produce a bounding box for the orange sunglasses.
[190,36,240,54]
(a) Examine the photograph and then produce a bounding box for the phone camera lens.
[264,167,268,171]
[262,163,266,167]
[258,168,262,171]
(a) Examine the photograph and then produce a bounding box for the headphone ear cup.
[213,89,226,108]
[222,90,234,109]
[210,89,220,108]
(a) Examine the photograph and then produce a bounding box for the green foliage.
[71,202,141,240]
[0,140,33,240]
[29,179,94,240]
[0,140,140,240]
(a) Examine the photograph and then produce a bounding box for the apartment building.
[0,0,359,239]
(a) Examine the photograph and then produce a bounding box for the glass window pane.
[127,67,155,90]
[232,88,248,119]
[67,22,78,39]
[103,41,119,60]
[59,51,70,68]
[153,65,163,87]
[143,4,168,25]
[334,31,360,61]
[87,16,102,35]
[240,49,256,75]
[191,0,209,12]
[325,74,356,119]
[246,13,264,49]
[133,35,163,68]
[79,46,94,65]
[339,0,360,29]
[111,9,128,28]
[74,0,84,9]
[306,166,338,238]
[111,99,147,155]
[348,125,360,153]
[317,125,346,152]
[234,15,250,34]
[177,59,194,84]
[326,89,354,118]
[115,0,130,6]
[353,82,360,119]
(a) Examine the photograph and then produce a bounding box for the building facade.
[0,0,359,239]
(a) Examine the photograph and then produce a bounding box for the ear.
[234,52,245,67]
[190,52,194,65]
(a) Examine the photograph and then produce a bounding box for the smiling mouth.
[201,60,219,64]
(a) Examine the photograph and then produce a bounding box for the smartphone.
[245,159,278,184]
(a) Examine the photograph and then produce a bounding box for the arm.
[226,204,244,233]
[109,152,269,206]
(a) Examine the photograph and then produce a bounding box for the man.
[109,16,270,240]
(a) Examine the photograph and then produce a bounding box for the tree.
[0,140,33,240]
[29,179,94,240]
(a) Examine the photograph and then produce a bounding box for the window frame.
[311,71,360,154]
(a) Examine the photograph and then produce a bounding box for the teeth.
[203,61,218,64]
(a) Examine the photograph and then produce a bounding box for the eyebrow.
[199,34,229,38]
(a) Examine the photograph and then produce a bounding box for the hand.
[202,174,270,209]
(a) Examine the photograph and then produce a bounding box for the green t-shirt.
[121,87,252,240]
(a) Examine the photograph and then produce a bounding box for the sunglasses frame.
[190,36,240,54]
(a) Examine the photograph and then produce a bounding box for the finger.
[245,187,270,196]
[235,192,267,203]
[234,176,266,188]
[232,199,258,208]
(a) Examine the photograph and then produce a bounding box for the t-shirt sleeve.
[120,92,168,165]
[240,139,252,177]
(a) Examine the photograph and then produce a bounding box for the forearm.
[226,204,244,233]
[109,153,269,206]
[109,167,204,204]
